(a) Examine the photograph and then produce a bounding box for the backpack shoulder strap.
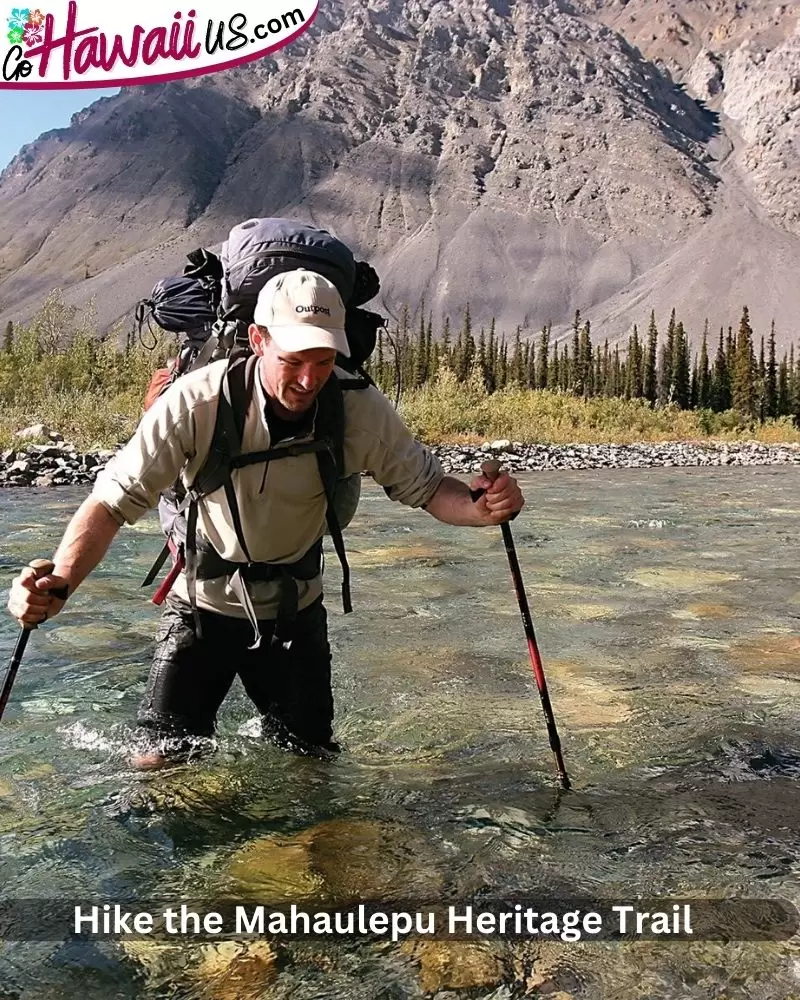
[314,375,353,613]
[183,356,257,633]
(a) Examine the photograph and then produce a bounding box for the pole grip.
[28,558,55,577]
[481,459,502,482]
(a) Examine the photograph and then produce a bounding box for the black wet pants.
[137,596,335,752]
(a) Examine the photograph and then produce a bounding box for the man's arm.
[424,470,524,527]
[7,497,122,627]
[52,496,123,591]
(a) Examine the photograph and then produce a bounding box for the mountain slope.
[0,0,798,347]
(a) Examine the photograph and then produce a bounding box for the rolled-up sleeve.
[91,384,207,525]
[345,386,444,508]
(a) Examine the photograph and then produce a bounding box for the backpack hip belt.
[195,538,323,651]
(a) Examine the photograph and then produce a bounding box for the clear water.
[1,468,800,999]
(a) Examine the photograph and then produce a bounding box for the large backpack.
[138,218,385,648]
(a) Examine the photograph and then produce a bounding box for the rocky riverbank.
[431,439,800,474]
[0,436,112,488]
[2,426,800,488]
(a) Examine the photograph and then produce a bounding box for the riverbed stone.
[730,635,800,675]
[400,940,507,993]
[229,817,444,904]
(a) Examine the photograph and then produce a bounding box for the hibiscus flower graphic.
[7,25,24,44]
[23,20,42,45]
[6,8,30,31]
[27,7,44,25]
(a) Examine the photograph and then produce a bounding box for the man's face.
[250,325,337,418]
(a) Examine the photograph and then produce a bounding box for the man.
[7,269,524,763]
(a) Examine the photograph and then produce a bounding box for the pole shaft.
[0,630,31,722]
[1,560,66,724]
[500,521,571,790]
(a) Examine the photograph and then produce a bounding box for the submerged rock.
[228,817,444,904]
[730,635,800,676]
[400,939,508,993]
[120,939,277,998]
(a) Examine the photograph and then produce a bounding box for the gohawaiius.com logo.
[1,0,317,88]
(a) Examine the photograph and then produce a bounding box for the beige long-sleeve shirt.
[92,360,443,618]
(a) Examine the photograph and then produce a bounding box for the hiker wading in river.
[6,271,524,765]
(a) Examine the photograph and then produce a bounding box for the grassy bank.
[397,370,800,446]
[2,350,799,450]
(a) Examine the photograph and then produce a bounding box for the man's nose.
[296,367,316,390]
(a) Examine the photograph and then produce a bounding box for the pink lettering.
[23,2,204,79]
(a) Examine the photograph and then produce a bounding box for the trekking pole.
[1,560,68,724]
[472,461,571,790]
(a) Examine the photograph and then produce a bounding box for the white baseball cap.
[252,268,350,357]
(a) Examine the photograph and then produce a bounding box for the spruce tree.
[672,321,691,409]
[697,326,710,409]
[725,325,736,374]
[731,306,756,418]
[399,305,413,390]
[756,336,766,422]
[657,342,669,406]
[412,304,427,388]
[644,311,658,405]
[625,326,641,400]
[498,342,508,389]
[477,327,487,390]
[452,325,464,381]
[578,320,593,396]
[537,324,550,390]
[526,340,536,389]
[430,339,440,380]
[425,312,434,370]
[792,344,800,428]
[570,310,581,393]
[594,346,602,398]
[711,328,731,412]
[550,342,560,389]
[486,318,496,392]
[611,345,621,397]
[766,321,778,418]
[659,308,677,403]
[462,305,475,380]
[510,327,524,385]
[778,356,790,416]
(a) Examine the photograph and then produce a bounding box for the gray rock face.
[0,0,798,348]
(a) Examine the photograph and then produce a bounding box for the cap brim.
[268,325,350,358]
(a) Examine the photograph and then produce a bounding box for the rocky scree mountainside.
[0,0,797,347]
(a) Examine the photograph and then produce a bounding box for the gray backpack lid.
[220,218,357,321]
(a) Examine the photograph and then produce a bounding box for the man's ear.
[248,323,266,356]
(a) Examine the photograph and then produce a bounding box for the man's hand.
[7,561,69,628]
[469,468,525,525]
[424,468,525,527]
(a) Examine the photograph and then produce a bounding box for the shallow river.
[1,468,799,999]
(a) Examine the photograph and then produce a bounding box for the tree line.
[365,304,799,422]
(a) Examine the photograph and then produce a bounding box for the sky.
[0,87,120,170]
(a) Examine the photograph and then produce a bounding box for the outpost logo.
[0,0,317,88]
[296,305,331,316]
